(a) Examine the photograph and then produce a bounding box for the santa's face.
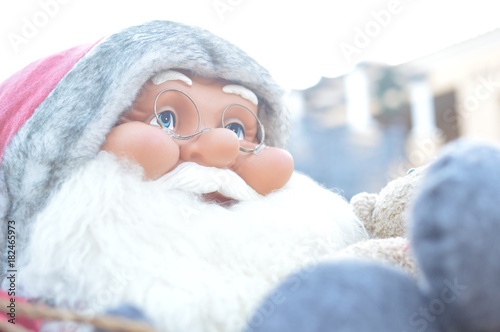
[102,71,294,200]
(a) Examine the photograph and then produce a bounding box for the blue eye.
[225,122,245,140]
[151,110,176,130]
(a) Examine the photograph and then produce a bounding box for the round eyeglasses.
[150,88,266,153]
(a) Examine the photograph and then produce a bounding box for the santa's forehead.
[150,70,258,105]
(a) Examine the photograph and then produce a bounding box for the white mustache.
[156,162,262,201]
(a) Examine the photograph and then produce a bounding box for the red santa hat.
[0,42,97,164]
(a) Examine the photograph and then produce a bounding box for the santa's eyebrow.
[151,70,192,86]
[222,84,258,106]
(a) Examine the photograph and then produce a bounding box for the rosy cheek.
[232,147,294,196]
[101,122,180,179]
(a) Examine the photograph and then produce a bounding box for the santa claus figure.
[0,21,367,331]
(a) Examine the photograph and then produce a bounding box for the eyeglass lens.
[153,89,263,144]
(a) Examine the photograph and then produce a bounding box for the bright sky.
[1,0,500,90]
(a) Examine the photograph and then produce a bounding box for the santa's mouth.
[201,192,238,207]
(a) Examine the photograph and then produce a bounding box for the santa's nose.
[179,128,240,168]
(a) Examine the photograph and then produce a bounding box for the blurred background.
[1,0,500,198]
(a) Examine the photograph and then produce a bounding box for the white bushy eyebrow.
[151,70,193,86]
[222,84,258,106]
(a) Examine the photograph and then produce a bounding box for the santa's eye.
[150,109,176,130]
[225,122,245,140]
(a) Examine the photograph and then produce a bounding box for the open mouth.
[201,192,238,207]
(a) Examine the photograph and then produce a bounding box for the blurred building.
[287,28,500,199]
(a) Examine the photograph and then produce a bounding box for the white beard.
[18,152,368,332]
